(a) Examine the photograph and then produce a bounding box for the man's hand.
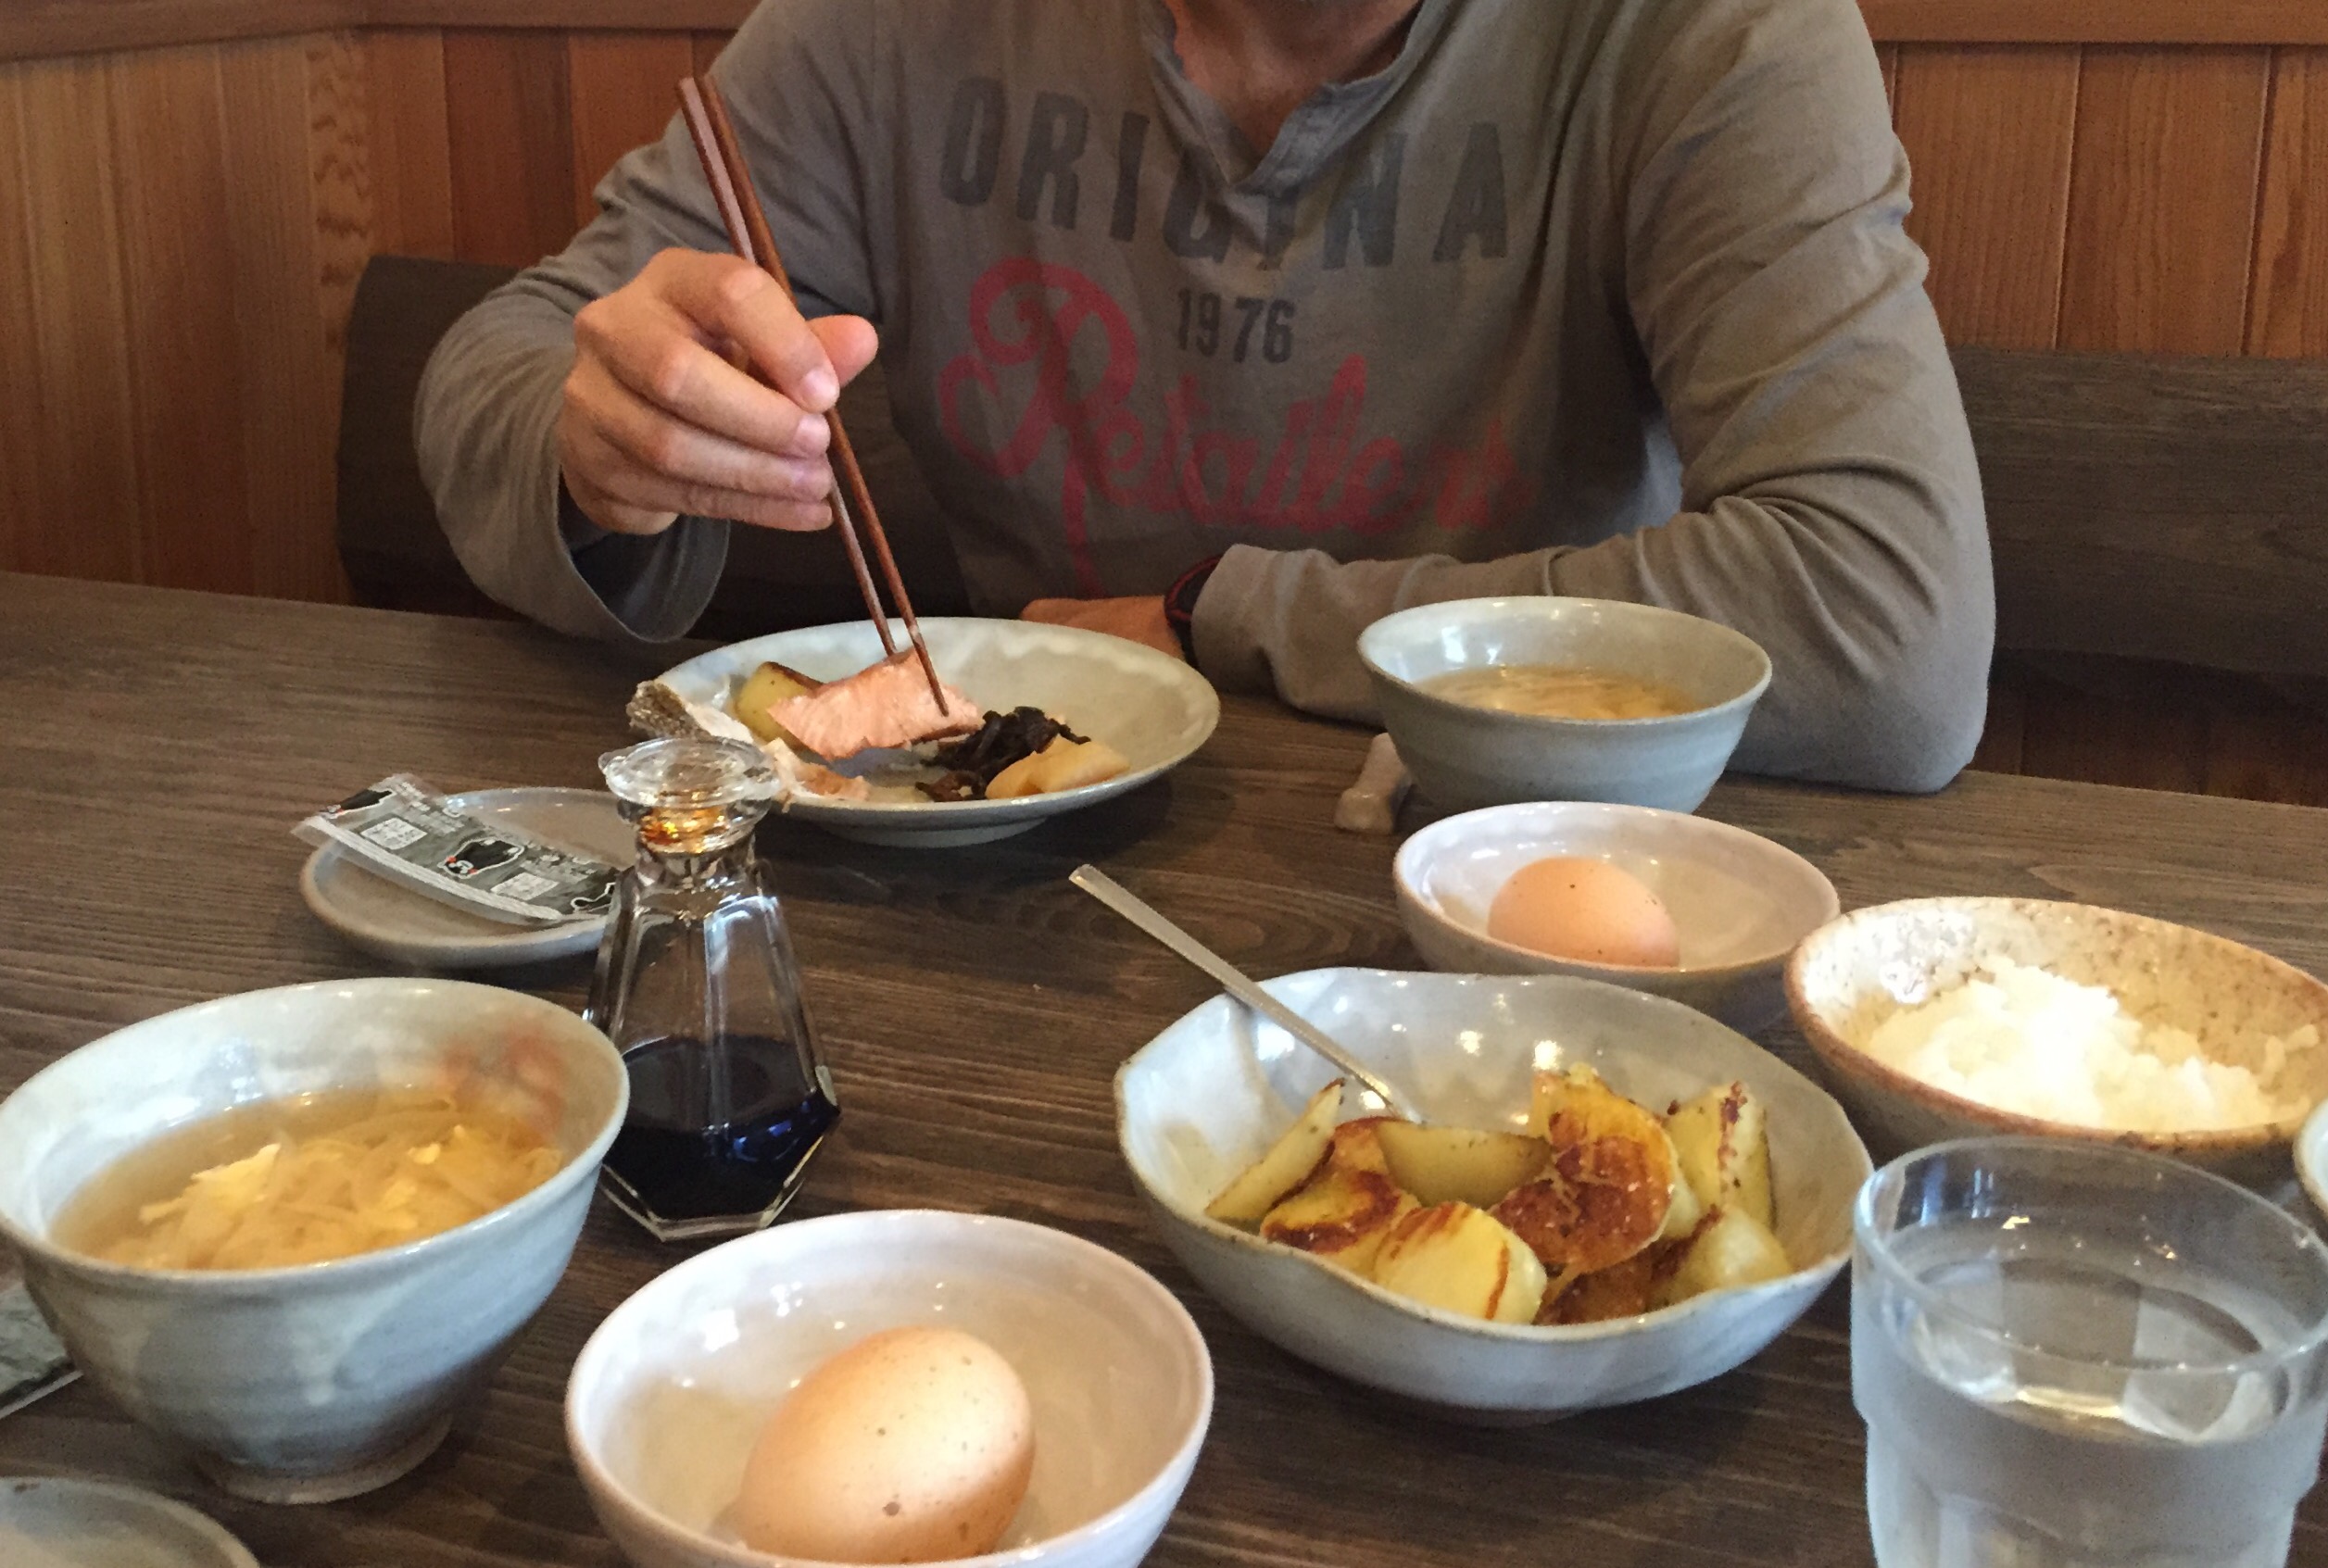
[1020,596,1180,659]
[558,249,879,537]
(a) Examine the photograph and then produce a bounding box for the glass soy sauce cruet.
[586,737,839,1243]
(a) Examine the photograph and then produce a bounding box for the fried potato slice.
[1536,1249,1662,1326]
[1494,1066,1677,1280]
[1664,1081,1773,1229]
[1372,1202,1548,1324]
[734,661,822,747]
[1261,1120,1416,1277]
[1652,1206,1793,1309]
[1206,1080,1342,1227]
[987,736,1130,799]
[1375,1122,1549,1210]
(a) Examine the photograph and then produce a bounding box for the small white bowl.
[1358,597,1770,813]
[0,979,627,1503]
[566,1210,1212,1568]
[1115,969,1868,1424]
[1787,897,2328,1186]
[1394,802,1838,1033]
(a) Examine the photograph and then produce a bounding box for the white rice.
[1862,958,2320,1134]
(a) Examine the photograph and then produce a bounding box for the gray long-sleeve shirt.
[417,0,1993,792]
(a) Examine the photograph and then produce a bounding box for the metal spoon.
[1070,864,1417,1119]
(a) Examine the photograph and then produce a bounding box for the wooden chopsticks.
[676,75,947,708]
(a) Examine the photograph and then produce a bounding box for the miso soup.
[1424,664,1700,721]
[55,1088,563,1271]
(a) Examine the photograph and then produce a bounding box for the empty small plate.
[0,1477,258,1568]
[301,787,630,969]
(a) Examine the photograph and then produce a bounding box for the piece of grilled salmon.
[766,650,981,759]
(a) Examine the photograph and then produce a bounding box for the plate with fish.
[648,619,1220,847]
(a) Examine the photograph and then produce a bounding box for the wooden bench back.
[1957,346,2328,681]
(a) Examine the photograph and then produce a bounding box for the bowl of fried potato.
[1114,969,1868,1422]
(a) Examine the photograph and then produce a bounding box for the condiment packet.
[296,775,621,926]
[0,1266,74,1422]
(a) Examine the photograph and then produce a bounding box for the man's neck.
[1161,0,1424,157]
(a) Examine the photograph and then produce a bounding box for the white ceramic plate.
[0,1477,258,1568]
[300,787,630,969]
[567,1210,1212,1568]
[1117,968,1869,1423]
[657,620,1220,847]
[1394,802,1839,1033]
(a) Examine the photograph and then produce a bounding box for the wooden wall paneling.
[107,44,251,596]
[1895,46,2081,347]
[3,55,146,583]
[691,31,731,79]
[305,32,369,372]
[219,37,346,602]
[442,28,575,268]
[1878,43,1898,108]
[362,28,453,257]
[2057,47,2272,353]
[1858,1,2328,48]
[2249,47,2328,356]
[565,30,692,230]
[0,68,43,574]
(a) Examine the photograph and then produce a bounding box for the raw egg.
[1486,856,1680,968]
[734,1325,1035,1564]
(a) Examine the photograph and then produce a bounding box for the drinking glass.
[1853,1137,2328,1568]
[585,737,839,1243]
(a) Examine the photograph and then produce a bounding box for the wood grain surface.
[1862,0,2328,46]
[1894,44,2080,348]
[2250,48,2328,357]
[3,573,2328,1566]
[2057,47,2273,355]
[16,0,2328,63]
[443,28,576,270]
[564,31,689,231]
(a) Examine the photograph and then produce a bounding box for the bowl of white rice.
[1784,897,2328,1185]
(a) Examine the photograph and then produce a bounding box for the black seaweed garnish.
[915,707,1088,801]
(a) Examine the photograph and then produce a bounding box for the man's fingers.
[574,359,833,504]
[812,313,880,389]
[651,252,847,412]
[568,419,830,532]
[585,306,829,459]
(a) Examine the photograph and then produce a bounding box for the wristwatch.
[1163,555,1222,662]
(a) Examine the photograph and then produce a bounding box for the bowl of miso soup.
[0,978,626,1503]
[1358,597,1771,813]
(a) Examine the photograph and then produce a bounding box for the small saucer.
[301,787,630,970]
[0,1476,258,1567]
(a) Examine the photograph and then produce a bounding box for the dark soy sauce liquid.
[602,1034,838,1225]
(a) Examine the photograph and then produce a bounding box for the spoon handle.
[1070,865,1415,1118]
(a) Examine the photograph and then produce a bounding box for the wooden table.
[5,571,2328,1567]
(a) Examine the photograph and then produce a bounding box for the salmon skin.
[767,650,981,759]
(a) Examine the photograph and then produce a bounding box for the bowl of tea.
[0,978,627,1503]
[1357,597,1771,812]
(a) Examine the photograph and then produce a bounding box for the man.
[418,0,1993,792]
